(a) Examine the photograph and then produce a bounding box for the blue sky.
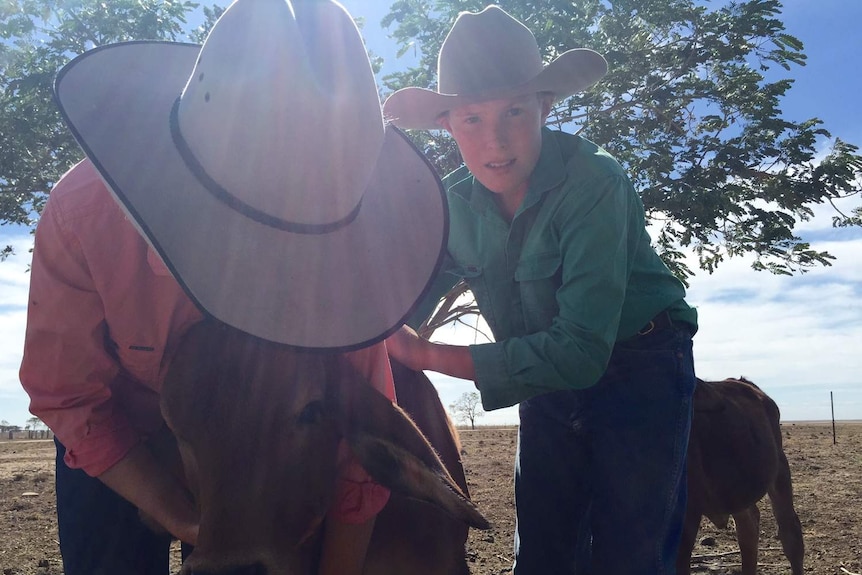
[1,1,860,427]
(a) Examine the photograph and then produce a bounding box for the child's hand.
[98,442,200,545]
[385,325,429,371]
[386,326,477,382]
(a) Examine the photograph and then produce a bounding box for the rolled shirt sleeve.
[19,161,203,477]
[20,183,140,476]
[471,174,636,410]
[434,129,693,411]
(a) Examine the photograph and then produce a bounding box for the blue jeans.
[54,438,202,575]
[513,322,695,575]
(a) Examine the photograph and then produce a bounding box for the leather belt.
[637,310,673,336]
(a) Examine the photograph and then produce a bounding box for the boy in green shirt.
[384,5,697,574]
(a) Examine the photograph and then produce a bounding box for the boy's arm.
[386,325,475,381]
[390,175,643,411]
[20,178,199,542]
[20,188,140,475]
[98,443,199,544]
[318,518,376,575]
[470,175,639,409]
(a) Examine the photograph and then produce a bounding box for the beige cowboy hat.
[54,0,448,350]
[384,4,608,130]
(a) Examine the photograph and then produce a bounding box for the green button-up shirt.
[411,128,697,410]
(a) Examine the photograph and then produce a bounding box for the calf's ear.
[335,373,490,530]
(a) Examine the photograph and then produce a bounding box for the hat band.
[169,99,361,235]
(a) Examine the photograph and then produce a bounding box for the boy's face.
[439,93,551,202]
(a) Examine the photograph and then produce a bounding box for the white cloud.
[684,224,862,422]
[795,192,860,235]
[0,229,34,426]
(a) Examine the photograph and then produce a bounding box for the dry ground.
[1,423,860,574]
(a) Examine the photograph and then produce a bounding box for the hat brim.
[55,41,448,350]
[384,48,608,130]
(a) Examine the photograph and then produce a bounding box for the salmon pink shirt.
[19,159,393,522]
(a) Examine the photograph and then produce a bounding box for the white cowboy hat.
[54,0,448,350]
[384,4,608,130]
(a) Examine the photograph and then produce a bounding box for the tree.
[25,415,41,438]
[0,1,386,261]
[449,391,484,430]
[0,0,215,259]
[381,0,862,282]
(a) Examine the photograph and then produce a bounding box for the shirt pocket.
[515,252,562,330]
[111,334,164,385]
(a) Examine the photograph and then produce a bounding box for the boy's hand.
[98,442,200,545]
[385,325,429,371]
[386,325,477,382]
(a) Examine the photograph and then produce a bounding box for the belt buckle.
[637,320,656,336]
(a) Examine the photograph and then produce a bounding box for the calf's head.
[160,320,486,574]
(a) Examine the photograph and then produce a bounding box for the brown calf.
[158,319,489,575]
[678,377,804,575]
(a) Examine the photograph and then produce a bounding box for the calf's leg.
[675,506,702,575]
[733,505,760,575]
[768,454,804,575]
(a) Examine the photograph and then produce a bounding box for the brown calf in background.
[678,376,804,575]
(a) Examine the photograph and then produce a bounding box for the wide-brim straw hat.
[384,4,608,130]
[53,0,449,350]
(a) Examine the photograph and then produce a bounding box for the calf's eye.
[297,400,326,425]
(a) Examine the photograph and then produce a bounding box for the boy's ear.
[436,113,453,134]
[540,93,553,122]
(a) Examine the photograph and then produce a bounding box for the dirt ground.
[1,423,860,574]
